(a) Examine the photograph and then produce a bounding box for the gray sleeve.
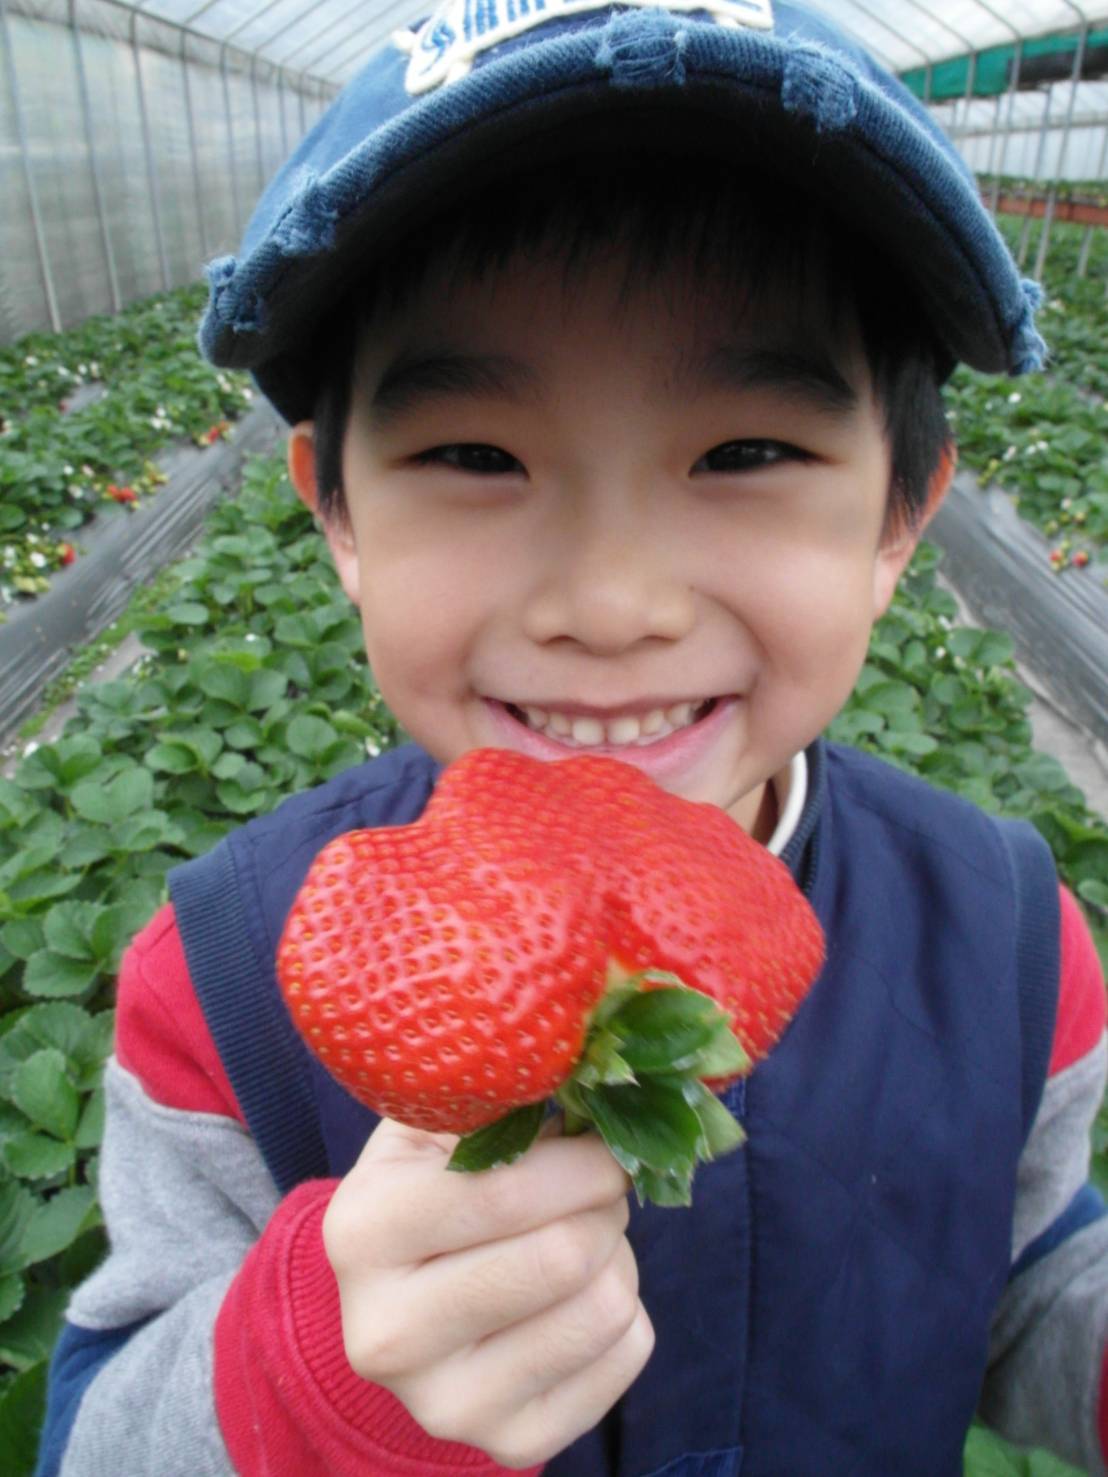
[979,1037,1108,1477]
[60,1059,281,1477]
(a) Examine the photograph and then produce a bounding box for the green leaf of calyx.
[448,1102,546,1174]
[607,985,750,1081]
[630,1163,694,1208]
[580,1077,702,1181]
[573,1027,638,1090]
[681,1079,747,1160]
[607,987,723,1074]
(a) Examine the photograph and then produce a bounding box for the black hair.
[307,154,952,536]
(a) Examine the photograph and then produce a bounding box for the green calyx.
[447,970,751,1207]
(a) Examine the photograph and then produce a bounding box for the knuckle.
[624,1303,657,1375]
[321,1192,358,1269]
[412,1381,481,1449]
[533,1218,597,1303]
[589,1259,639,1344]
[486,1433,551,1471]
[322,1186,388,1271]
[342,1310,409,1381]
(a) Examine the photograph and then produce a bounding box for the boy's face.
[289,248,927,842]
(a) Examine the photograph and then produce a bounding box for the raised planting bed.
[0,400,287,747]
[0,282,253,603]
[943,217,1108,566]
[945,368,1107,559]
[992,191,1108,229]
[927,468,1108,755]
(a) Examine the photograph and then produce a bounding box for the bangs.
[309,154,950,533]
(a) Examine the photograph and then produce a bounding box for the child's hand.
[322,1116,654,1469]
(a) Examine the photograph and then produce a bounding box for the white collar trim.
[765,750,807,858]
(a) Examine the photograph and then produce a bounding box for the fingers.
[468,1235,644,1404]
[361,1198,631,1372]
[335,1116,631,1265]
[494,1303,656,1467]
[414,1237,656,1468]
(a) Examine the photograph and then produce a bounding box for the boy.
[36,2,1108,1475]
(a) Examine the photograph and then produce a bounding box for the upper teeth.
[518,701,710,747]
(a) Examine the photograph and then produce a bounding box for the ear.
[286,421,362,607]
[872,442,957,619]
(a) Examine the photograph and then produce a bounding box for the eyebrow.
[684,344,859,419]
[369,351,543,426]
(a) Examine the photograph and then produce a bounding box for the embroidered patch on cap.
[394,0,774,94]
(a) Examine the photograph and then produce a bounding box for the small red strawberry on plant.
[58,543,76,567]
[277,749,824,1206]
[106,483,136,505]
[1071,550,1090,569]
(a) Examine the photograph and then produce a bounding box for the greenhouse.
[1,0,1107,1473]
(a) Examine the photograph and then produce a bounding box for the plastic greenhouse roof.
[119,0,1108,86]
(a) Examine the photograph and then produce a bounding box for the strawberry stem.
[560,1108,591,1136]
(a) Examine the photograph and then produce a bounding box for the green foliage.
[0,451,405,1462]
[944,211,1108,567]
[946,369,1108,556]
[0,282,252,608]
[964,1422,1087,1476]
[828,541,1108,905]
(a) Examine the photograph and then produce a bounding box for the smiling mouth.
[502,697,718,748]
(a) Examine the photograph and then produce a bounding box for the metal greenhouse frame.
[1,0,1107,347]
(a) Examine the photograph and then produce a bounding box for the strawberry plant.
[943,208,1108,572]
[0,283,254,610]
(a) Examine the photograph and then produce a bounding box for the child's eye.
[413,443,523,475]
[693,440,808,474]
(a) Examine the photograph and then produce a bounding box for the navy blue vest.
[168,739,1058,1477]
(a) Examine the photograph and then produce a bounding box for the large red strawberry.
[277,749,824,1205]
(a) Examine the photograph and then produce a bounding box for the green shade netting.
[901,30,1108,102]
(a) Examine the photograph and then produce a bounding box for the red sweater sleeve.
[114,903,542,1477]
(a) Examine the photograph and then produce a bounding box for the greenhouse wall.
[933,87,1108,181]
[0,0,334,346]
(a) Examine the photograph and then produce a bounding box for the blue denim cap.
[197,0,1047,425]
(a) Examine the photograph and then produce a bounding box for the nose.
[521,488,696,655]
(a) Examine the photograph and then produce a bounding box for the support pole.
[1019,85,1054,268]
[181,26,209,265]
[1076,120,1108,277]
[993,40,1023,214]
[1034,12,1088,282]
[131,5,170,292]
[220,40,243,241]
[251,50,264,198]
[0,0,61,331]
[71,0,121,313]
